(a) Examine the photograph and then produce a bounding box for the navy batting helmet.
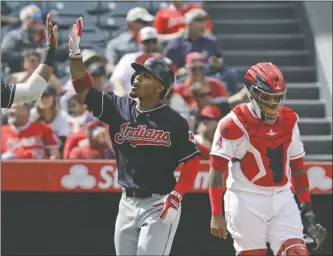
[131,57,175,99]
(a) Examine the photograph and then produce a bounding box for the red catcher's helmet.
[244,62,287,124]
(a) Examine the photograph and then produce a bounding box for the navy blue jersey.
[85,88,200,194]
[1,78,16,109]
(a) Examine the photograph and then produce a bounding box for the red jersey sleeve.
[153,8,167,34]
[41,123,59,148]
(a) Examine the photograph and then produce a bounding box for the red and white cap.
[138,27,158,42]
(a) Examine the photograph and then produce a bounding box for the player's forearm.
[173,155,200,197]
[209,155,228,216]
[290,158,311,203]
[70,58,93,103]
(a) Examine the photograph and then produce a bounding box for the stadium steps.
[204,1,332,159]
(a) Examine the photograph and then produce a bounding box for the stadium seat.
[99,2,131,17]
[86,2,110,16]
[48,2,92,16]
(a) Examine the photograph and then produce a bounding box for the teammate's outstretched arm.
[1,13,58,108]
[68,17,93,103]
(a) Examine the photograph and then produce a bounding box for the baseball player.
[68,17,200,255]
[208,62,327,255]
[1,13,58,109]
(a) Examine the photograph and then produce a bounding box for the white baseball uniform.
[210,103,305,255]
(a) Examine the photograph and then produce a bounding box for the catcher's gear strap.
[173,155,200,197]
[277,238,309,256]
[238,249,267,255]
[290,158,310,202]
[72,71,93,93]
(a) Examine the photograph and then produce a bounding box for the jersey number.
[266,145,284,183]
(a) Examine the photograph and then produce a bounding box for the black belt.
[123,189,165,199]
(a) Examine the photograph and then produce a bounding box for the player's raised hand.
[69,17,83,58]
[153,191,181,225]
[211,215,228,240]
[45,13,58,48]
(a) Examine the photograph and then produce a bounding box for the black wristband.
[41,45,56,68]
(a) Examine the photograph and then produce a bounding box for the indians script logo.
[114,122,171,147]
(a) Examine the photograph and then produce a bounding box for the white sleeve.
[289,122,305,160]
[13,73,48,104]
[210,119,244,160]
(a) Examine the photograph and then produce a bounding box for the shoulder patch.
[219,117,243,140]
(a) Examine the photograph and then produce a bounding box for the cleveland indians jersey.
[210,103,305,194]
[1,79,16,109]
[85,88,199,194]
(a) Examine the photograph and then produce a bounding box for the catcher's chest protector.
[232,104,298,186]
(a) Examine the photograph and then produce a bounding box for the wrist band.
[41,45,56,68]
[209,187,223,216]
[72,71,93,93]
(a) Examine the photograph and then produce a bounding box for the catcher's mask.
[244,62,287,124]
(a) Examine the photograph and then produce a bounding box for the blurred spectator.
[154,1,212,42]
[30,85,70,153]
[63,120,109,159]
[69,125,114,160]
[164,8,220,68]
[1,5,44,73]
[63,49,109,93]
[195,105,222,160]
[110,26,175,96]
[205,54,239,95]
[174,52,228,107]
[8,49,62,95]
[60,92,95,133]
[160,88,191,116]
[105,7,154,70]
[1,103,60,160]
[1,1,19,27]
[87,62,113,92]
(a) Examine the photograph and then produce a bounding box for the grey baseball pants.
[114,192,181,255]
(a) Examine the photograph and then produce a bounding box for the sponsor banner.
[1,160,332,194]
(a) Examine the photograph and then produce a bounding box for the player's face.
[130,72,165,99]
[258,91,284,116]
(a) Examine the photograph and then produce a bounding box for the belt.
[123,189,164,199]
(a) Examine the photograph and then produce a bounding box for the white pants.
[114,193,181,255]
[224,189,304,255]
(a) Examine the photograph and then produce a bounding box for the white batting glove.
[69,17,83,58]
[153,191,181,225]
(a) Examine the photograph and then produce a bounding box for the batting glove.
[153,191,181,225]
[300,202,327,251]
[69,17,83,58]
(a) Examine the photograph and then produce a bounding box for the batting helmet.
[131,57,175,99]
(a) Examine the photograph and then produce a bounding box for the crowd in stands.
[1,1,248,161]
